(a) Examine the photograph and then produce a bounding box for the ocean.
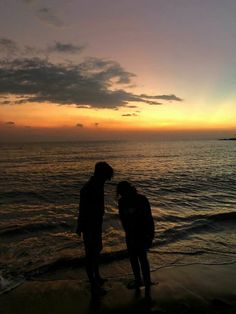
[0,140,236,293]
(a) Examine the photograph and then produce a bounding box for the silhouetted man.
[76,162,113,294]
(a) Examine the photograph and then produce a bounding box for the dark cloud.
[22,45,44,56]
[79,57,135,84]
[1,100,12,105]
[22,0,35,3]
[122,113,138,117]
[0,38,42,58]
[48,42,85,54]
[5,121,15,125]
[139,94,182,102]
[144,100,162,105]
[0,57,136,108]
[76,123,84,127]
[0,38,85,58]
[0,56,182,108]
[0,38,18,56]
[0,42,182,109]
[94,123,99,127]
[36,7,64,27]
[76,105,91,109]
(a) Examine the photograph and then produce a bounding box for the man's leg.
[128,249,142,287]
[85,247,96,284]
[84,232,106,296]
[94,251,105,284]
[93,231,106,285]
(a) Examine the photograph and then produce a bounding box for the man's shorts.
[83,229,103,255]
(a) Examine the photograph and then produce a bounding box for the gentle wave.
[159,211,236,223]
[1,211,235,240]
[156,211,236,246]
[0,221,72,237]
[2,245,236,295]
[1,140,236,294]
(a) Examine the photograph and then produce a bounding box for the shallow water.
[0,140,236,292]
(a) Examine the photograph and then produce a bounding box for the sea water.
[0,140,236,292]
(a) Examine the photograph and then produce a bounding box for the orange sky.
[1,100,235,131]
[0,1,236,141]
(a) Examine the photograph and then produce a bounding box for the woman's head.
[117,181,137,198]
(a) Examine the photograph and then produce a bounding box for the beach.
[1,0,236,311]
[1,259,236,314]
[1,140,236,312]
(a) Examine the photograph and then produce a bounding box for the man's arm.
[76,189,86,236]
[76,208,82,236]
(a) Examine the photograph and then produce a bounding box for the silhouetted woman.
[117,181,154,295]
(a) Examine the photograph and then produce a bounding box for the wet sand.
[1,261,236,314]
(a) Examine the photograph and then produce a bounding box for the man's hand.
[146,236,153,249]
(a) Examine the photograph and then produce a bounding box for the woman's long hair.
[117,181,137,198]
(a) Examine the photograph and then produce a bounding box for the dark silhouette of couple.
[76,162,154,298]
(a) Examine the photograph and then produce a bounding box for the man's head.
[94,162,113,182]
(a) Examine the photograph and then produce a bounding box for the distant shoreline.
[218,138,236,141]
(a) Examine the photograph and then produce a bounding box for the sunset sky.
[0,0,236,141]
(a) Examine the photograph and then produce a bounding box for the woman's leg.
[138,250,152,298]
[129,249,142,285]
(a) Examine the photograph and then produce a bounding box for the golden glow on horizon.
[1,96,236,131]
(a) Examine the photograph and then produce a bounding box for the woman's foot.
[91,282,107,296]
[95,276,107,286]
[127,279,143,289]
